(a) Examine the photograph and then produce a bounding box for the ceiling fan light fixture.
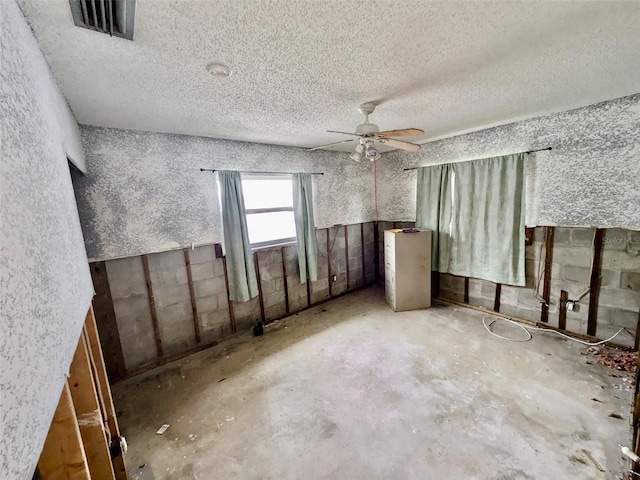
[365,143,380,161]
[206,62,232,78]
[350,151,362,162]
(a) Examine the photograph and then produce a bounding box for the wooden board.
[183,249,202,344]
[141,255,163,358]
[89,262,126,381]
[587,229,605,336]
[69,332,116,480]
[558,290,568,331]
[37,382,91,480]
[540,227,555,323]
[84,306,128,480]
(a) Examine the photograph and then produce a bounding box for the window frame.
[241,173,297,250]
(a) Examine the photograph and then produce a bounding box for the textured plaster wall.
[0,1,93,478]
[378,94,640,230]
[74,126,376,261]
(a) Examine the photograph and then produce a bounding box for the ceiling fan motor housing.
[355,123,380,136]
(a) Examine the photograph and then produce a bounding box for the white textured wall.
[378,94,640,230]
[74,126,376,261]
[0,1,93,478]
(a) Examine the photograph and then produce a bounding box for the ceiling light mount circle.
[357,102,376,116]
[206,62,232,78]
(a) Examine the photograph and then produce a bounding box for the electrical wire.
[482,314,625,346]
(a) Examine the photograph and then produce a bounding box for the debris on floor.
[156,424,170,435]
[582,347,638,373]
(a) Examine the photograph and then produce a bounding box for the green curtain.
[292,173,318,283]
[218,170,259,302]
[416,153,526,286]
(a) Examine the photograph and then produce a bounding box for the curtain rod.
[200,168,324,175]
[402,147,552,171]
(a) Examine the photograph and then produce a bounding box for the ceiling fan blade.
[377,137,421,152]
[376,128,424,137]
[326,130,361,137]
[307,139,355,151]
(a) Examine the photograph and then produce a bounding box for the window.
[241,174,297,249]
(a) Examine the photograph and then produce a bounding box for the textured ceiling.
[18,0,640,152]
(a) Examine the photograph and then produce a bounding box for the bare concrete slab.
[113,287,633,480]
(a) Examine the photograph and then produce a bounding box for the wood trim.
[222,257,236,334]
[558,290,568,331]
[183,249,201,344]
[281,246,290,314]
[360,223,366,285]
[463,277,469,303]
[540,226,555,323]
[587,228,606,336]
[494,283,502,312]
[141,255,163,357]
[37,382,91,480]
[254,252,265,323]
[84,306,127,479]
[89,262,126,381]
[69,331,116,480]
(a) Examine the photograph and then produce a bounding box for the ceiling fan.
[308,102,424,161]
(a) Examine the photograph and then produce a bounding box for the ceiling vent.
[69,0,136,40]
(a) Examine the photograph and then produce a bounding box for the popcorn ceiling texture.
[0,1,93,478]
[74,126,376,261]
[378,93,640,230]
[18,0,640,151]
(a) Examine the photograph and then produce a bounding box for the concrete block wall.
[93,222,379,378]
[437,226,640,348]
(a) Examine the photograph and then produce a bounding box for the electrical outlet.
[567,300,578,312]
[332,274,337,282]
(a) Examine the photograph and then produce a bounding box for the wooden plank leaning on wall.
[37,306,128,480]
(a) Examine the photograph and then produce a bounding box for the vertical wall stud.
[281,246,290,314]
[360,223,366,285]
[327,227,333,296]
[89,261,126,381]
[374,222,380,281]
[559,290,568,331]
[344,225,350,289]
[635,310,640,352]
[494,284,502,312]
[84,307,128,479]
[141,255,163,358]
[37,382,91,480]
[464,277,470,303]
[587,228,605,336]
[183,248,201,344]
[254,252,266,323]
[540,226,555,324]
[222,257,236,334]
[69,332,116,480]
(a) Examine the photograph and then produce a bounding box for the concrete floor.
[113,286,634,480]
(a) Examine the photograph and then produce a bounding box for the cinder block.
[113,295,150,318]
[117,315,157,370]
[517,289,541,310]
[156,301,192,324]
[621,272,640,291]
[602,229,634,251]
[189,245,216,264]
[190,262,216,282]
[347,224,362,246]
[200,310,231,330]
[194,276,227,298]
[562,265,590,284]
[147,250,185,272]
[195,294,219,313]
[232,297,261,320]
[106,257,148,298]
[263,291,285,309]
[571,228,595,246]
[212,258,225,277]
[440,288,464,303]
[554,227,571,244]
[598,288,640,310]
[153,284,191,308]
[481,282,497,299]
[601,249,640,271]
[468,295,493,310]
[597,323,634,348]
[551,245,593,268]
[265,304,287,321]
[500,286,518,306]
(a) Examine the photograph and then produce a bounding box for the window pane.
[242,177,293,210]
[246,211,296,245]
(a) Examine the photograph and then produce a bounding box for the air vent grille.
[69,0,135,40]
